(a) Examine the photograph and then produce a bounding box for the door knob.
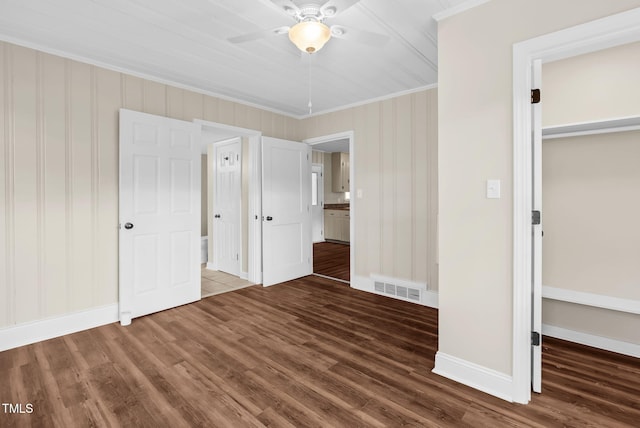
[124,222,134,230]
[266,216,273,221]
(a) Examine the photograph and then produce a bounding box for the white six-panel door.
[262,137,312,286]
[119,109,201,325]
[213,138,241,276]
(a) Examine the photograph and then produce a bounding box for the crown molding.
[0,34,301,120]
[0,34,439,122]
[302,83,438,119]
[433,0,492,22]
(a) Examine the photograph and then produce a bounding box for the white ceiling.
[0,0,467,117]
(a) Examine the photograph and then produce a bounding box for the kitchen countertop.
[324,204,350,211]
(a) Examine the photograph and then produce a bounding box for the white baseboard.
[0,304,119,352]
[542,324,640,358]
[240,271,248,280]
[351,275,438,309]
[433,352,514,402]
[206,262,216,271]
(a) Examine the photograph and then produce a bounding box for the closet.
[539,42,640,355]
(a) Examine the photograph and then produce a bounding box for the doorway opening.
[197,121,262,297]
[305,132,354,284]
[511,7,640,404]
[531,42,640,391]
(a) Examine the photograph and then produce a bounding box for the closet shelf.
[542,115,640,140]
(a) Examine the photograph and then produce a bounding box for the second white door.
[213,138,242,277]
[262,137,312,286]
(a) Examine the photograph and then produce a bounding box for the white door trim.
[311,163,325,243]
[194,119,262,284]
[531,58,542,394]
[511,7,640,404]
[305,131,355,284]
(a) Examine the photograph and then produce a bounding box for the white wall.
[437,0,640,377]
[542,41,640,127]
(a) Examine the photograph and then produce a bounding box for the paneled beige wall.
[438,0,640,375]
[301,89,438,289]
[311,150,324,164]
[0,41,300,329]
[541,44,640,345]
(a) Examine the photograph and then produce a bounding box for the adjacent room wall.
[312,151,349,205]
[301,89,439,290]
[437,0,640,376]
[0,40,300,329]
[541,43,640,345]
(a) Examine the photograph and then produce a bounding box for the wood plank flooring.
[313,242,350,282]
[1,275,639,427]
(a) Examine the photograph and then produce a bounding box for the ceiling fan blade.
[228,26,290,44]
[320,0,361,17]
[330,25,389,46]
[267,0,301,17]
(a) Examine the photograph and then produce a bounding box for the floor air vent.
[372,276,424,303]
[374,281,385,293]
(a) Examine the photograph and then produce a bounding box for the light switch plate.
[357,189,363,199]
[487,179,501,199]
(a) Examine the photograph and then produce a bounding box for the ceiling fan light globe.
[288,21,331,53]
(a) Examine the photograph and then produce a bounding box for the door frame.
[195,119,262,285]
[304,131,355,284]
[311,163,325,243]
[511,7,640,404]
[211,137,242,276]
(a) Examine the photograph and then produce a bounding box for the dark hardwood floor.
[1,276,639,427]
[313,241,350,282]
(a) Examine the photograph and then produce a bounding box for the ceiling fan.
[228,0,389,54]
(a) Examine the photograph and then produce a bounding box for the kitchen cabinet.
[331,152,350,193]
[324,209,350,242]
